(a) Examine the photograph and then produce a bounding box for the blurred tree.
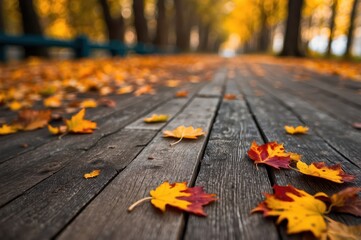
[18,0,48,57]
[99,0,125,41]
[174,0,193,51]
[280,0,304,56]
[0,0,4,33]
[326,0,338,56]
[133,0,149,43]
[153,0,168,47]
[344,0,359,57]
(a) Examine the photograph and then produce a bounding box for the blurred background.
[0,0,360,60]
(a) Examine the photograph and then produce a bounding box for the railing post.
[109,40,127,57]
[74,36,90,58]
[0,33,6,62]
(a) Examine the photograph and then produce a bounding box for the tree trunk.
[18,0,48,57]
[326,0,338,56]
[174,0,191,51]
[153,0,168,47]
[344,0,359,58]
[132,0,149,43]
[198,21,210,52]
[98,0,125,41]
[0,0,4,33]
[280,0,304,57]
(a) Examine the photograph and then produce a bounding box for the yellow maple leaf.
[84,170,101,179]
[144,114,169,123]
[253,185,327,238]
[44,95,62,108]
[284,125,309,135]
[8,101,22,111]
[166,79,180,87]
[80,99,97,108]
[163,125,205,145]
[128,182,216,216]
[0,124,17,135]
[117,85,134,94]
[296,161,354,183]
[65,108,97,133]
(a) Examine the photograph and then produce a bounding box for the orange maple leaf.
[65,108,97,133]
[134,85,155,96]
[224,93,237,100]
[128,182,216,216]
[84,170,101,179]
[284,125,309,135]
[247,141,301,169]
[163,125,205,145]
[296,161,354,183]
[253,185,327,238]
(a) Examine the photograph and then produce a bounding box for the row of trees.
[0,0,360,58]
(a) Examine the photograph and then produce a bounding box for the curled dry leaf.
[84,170,101,179]
[163,125,205,145]
[223,93,237,100]
[175,90,188,98]
[98,98,116,108]
[253,185,327,238]
[284,125,309,135]
[296,161,355,183]
[326,218,361,240]
[0,124,17,135]
[144,114,169,123]
[128,181,216,216]
[247,141,301,169]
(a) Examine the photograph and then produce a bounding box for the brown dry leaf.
[84,170,101,179]
[326,217,361,240]
[98,98,116,108]
[13,109,52,131]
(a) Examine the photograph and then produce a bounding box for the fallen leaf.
[84,170,101,179]
[65,108,97,133]
[117,85,134,94]
[144,114,169,123]
[175,90,188,97]
[284,125,309,135]
[99,86,113,96]
[224,93,237,100]
[48,125,67,135]
[326,217,361,240]
[166,79,180,87]
[0,124,17,135]
[44,95,62,108]
[134,85,155,96]
[296,161,355,183]
[352,122,361,129]
[80,99,98,108]
[247,141,301,169]
[8,101,22,111]
[163,125,205,145]
[253,185,327,238]
[128,181,216,216]
[13,109,52,131]
[98,98,116,108]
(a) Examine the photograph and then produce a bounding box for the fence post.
[74,36,90,58]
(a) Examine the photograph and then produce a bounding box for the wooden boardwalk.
[0,60,360,240]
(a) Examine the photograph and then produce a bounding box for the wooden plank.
[236,68,361,228]
[257,64,361,125]
[0,129,156,240]
[253,67,361,168]
[184,77,279,240]
[0,89,180,207]
[58,97,220,240]
[197,68,226,97]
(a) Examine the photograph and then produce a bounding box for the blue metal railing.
[0,34,159,62]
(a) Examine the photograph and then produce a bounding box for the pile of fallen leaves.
[0,55,221,135]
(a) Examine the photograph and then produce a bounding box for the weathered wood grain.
[236,67,361,227]
[0,89,180,207]
[58,97,220,240]
[184,77,279,240]
[0,129,156,240]
[197,68,226,97]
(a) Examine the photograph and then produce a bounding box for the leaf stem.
[128,197,153,212]
[170,130,184,146]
